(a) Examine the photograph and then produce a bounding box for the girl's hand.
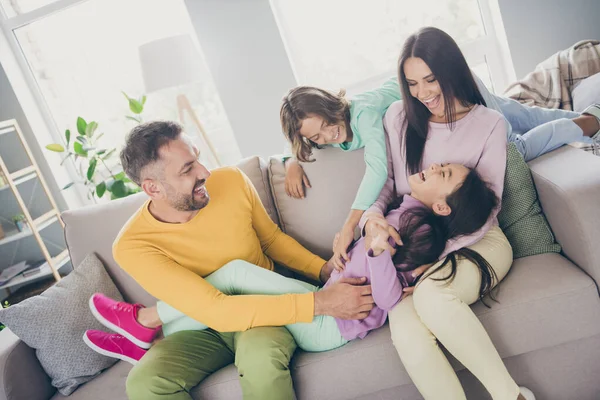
[364,216,402,250]
[401,263,434,299]
[332,227,354,271]
[284,159,311,199]
[369,233,393,257]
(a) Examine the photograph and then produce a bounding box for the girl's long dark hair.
[388,169,499,305]
[398,27,487,175]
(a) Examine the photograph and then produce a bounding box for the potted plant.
[12,214,27,232]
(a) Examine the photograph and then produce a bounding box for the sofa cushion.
[498,143,561,258]
[195,254,600,400]
[50,361,130,400]
[572,72,600,112]
[269,147,365,259]
[0,254,124,396]
[61,156,274,306]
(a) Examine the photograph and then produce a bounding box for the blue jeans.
[473,75,589,161]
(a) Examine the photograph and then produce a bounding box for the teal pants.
[157,260,348,352]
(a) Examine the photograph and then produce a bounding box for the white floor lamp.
[139,35,222,166]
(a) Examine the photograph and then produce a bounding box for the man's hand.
[319,258,336,283]
[314,277,374,320]
[284,158,311,199]
[332,227,354,271]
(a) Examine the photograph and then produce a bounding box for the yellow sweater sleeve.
[114,242,315,332]
[240,170,326,282]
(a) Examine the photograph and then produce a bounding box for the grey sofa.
[1,145,599,400]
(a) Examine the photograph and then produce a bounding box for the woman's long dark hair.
[398,27,487,175]
[387,168,499,305]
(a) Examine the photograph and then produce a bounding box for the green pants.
[126,327,296,400]
[157,260,348,352]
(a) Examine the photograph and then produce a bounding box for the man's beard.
[163,180,209,212]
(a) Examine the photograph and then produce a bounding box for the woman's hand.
[332,227,354,271]
[284,158,311,199]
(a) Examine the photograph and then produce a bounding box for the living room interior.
[0,0,599,399]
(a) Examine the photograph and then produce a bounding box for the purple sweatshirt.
[324,195,425,341]
[359,103,507,258]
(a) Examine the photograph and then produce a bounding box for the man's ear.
[141,179,162,200]
[432,201,451,216]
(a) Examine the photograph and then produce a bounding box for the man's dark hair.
[120,121,183,185]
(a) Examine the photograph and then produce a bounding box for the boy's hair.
[389,168,499,305]
[120,120,183,185]
[280,86,351,162]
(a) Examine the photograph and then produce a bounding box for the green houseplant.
[46,93,146,201]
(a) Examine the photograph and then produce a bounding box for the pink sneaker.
[83,330,146,365]
[89,293,159,349]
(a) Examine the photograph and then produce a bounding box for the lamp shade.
[139,35,205,93]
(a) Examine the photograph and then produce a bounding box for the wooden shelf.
[0,119,66,284]
[0,250,70,290]
[0,214,59,247]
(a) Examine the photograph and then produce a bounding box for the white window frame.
[270,0,516,96]
[0,0,90,208]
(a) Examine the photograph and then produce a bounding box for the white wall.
[499,0,600,79]
[184,0,297,159]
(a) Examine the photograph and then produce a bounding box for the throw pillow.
[0,253,123,395]
[572,72,600,112]
[498,143,561,258]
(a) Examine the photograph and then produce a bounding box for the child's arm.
[284,158,311,198]
[366,248,403,311]
[333,109,389,268]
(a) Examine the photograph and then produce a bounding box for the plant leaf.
[128,99,143,114]
[101,149,116,159]
[85,121,98,138]
[45,143,65,152]
[76,136,88,144]
[76,117,87,136]
[73,142,88,156]
[96,181,106,198]
[65,129,71,146]
[125,116,141,123]
[87,158,97,180]
[141,95,147,106]
[62,182,74,190]
[110,180,127,198]
[96,149,107,155]
[60,153,73,166]
[114,171,126,180]
[95,132,104,141]
[82,145,96,152]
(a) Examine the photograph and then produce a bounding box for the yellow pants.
[388,225,519,400]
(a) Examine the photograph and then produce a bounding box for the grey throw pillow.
[0,253,123,395]
[498,143,561,258]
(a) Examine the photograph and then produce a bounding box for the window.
[1,0,240,196]
[271,0,511,94]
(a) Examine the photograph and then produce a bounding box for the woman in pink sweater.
[361,27,533,400]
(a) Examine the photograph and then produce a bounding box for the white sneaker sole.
[82,332,139,365]
[88,296,152,349]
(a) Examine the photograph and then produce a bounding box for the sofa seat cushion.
[192,254,600,400]
[48,254,600,400]
[50,361,131,400]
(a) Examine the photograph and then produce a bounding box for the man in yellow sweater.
[106,121,373,400]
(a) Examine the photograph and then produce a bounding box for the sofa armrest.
[0,329,54,400]
[528,146,600,285]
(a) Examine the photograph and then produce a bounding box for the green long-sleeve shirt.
[335,77,401,210]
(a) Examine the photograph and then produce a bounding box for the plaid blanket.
[504,40,600,110]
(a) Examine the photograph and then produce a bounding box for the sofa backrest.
[61,156,278,305]
[269,147,365,260]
